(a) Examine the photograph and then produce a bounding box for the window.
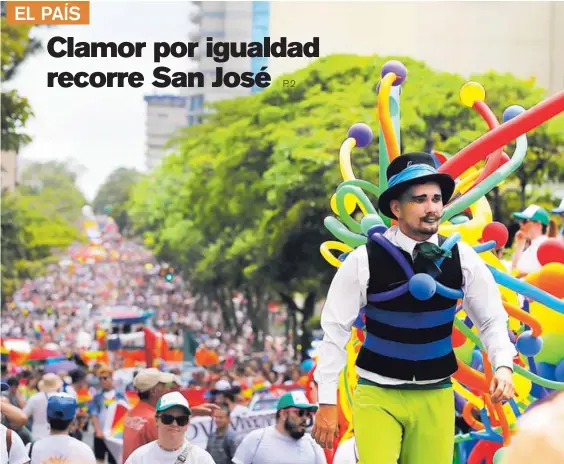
[203,11,225,18]
[157,113,168,119]
[190,95,204,111]
[188,115,194,126]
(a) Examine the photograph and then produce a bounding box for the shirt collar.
[392,226,439,257]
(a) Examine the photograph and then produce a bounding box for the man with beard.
[232,391,326,464]
[312,153,517,464]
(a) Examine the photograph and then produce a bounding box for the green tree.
[129,54,564,357]
[93,167,143,233]
[1,192,79,304]
[1,19,42,152]
[18,160,88,224]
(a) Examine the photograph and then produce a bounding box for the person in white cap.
[551,198,564,238]
[232,391,326,464]
[511,204,553,277]
[124,391,215,464]
[211,380,248,417]
[122,368,182,462]
[23,373,62,440]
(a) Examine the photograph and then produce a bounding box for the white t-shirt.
[231,404,249,417]
[124,439,215,464]
[333,437,358,464]
[23,392,52,440]
[28,434,96,464]
[232,426,327,464]
[515,235,548,275]
[0,424,30,464]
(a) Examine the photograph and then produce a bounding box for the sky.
[9,2,196,200]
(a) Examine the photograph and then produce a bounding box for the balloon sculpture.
[317,60,564,463]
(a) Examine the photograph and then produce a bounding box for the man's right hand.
[312,404,339,449]
[95,430,105,439]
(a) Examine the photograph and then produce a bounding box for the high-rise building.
[144,95,188,171]
[184,1,271,126]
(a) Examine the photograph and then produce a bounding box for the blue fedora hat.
[378,153,455,219]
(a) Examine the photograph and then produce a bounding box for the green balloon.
[535,332,564,364]
[323,216,367,248]
[360,214,385,235]
[492,447,506,464]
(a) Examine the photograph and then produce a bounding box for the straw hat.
[38,373,63,393]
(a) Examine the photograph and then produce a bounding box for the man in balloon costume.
[312,152,517,464]
[310,59,564,464]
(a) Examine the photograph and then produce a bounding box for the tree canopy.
[1,19,41,152]
[92,167,144,234]
[1,161,86,304]
[128,54,564,355]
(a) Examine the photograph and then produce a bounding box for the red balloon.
[537,238,564,266]
[452,330,467,348]
[482,222,509,248]
[439,92,564,179]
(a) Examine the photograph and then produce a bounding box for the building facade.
[144,95,188,171]
[184,1,271,126]
[267,2,564,96]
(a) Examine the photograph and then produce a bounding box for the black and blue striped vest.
[355,235,463,381]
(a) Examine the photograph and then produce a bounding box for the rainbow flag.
[75,388,93,409]
[1,344,8,365]
[110,403,129,439]
[126,390,139,408]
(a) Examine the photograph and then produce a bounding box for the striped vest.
[355,235,463,381]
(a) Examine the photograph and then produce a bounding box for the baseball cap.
[155,391,191,414]
[552,198,564,215]
[1,381,8,392]
[512,205,550,225]
[47,393,77,421]
[277,391,318,412]
[211,379,232,394]
[133,368,182,393]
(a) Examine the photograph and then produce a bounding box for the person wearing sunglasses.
[88,367,128,464]
[124,392,215,463]
[232,391,326,464]
[511,205,553,278]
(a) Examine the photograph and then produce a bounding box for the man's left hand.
[191,403,220,416]
[490,367,515,403]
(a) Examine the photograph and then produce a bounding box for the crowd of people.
[1,198,563,463]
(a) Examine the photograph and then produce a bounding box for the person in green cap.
[232,391,326,464]
[511,204,552,277]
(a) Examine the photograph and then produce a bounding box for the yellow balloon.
[330,193,357,216]
[513,373,532,399]
[460,81,486,108]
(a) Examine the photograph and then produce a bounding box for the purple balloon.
[381,60,407,86]
[348,123,373,148]
[368,282,409,303]
[370,233,414,279]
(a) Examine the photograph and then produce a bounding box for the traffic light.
[162,266,175,282]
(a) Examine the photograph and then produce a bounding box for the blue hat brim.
[1,382,8,392]
[378,173,455,219]
[552,208,564,214]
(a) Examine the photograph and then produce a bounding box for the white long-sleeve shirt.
[314,226,517,405]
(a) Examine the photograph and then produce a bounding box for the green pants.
[352,383,454,464]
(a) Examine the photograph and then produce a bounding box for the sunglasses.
[159,414,190,426]
[286,408,313,417]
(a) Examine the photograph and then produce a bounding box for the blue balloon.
[516,331,543,356]
[502,105,526,123]
[408,273,437,301]
[554,358,564,382]
[301,359,314,372]
[536,361,557,381]
[347,123,373,148]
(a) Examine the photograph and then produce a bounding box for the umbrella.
[25,348,65,364]
[44,360,78,374]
